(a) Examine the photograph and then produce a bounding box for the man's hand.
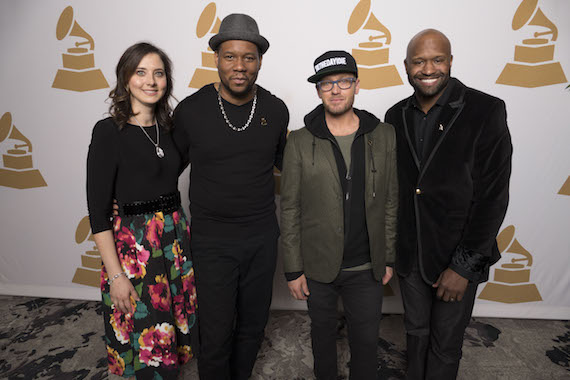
[112,199,119,217]
[382,266,393,285]
[432,268,468,302]
[287,274,310,300]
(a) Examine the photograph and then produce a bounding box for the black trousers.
[307,270,384,380]
[399,268,478,380]
[191,230,278,380]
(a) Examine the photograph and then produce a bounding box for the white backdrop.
[0,0,568,319]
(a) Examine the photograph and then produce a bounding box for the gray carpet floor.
[0,295,568,379]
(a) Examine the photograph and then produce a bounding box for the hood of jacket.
[303,104,380,139]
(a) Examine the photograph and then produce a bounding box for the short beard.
[409,70,451,99]
[220,75,257,100]
[323,95,355,117]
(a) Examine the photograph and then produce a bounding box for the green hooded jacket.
[280,105,398,283]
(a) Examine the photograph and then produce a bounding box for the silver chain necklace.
[132,116,164,158]
[217,88,257,132]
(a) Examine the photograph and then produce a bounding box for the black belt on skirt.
[121,192,181,216]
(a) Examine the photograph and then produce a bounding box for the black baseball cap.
[307,50,358,83]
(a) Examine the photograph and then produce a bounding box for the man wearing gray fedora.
[173,13,289,380]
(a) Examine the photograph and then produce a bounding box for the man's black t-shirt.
[172,84,289,238]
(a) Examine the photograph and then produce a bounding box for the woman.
[87,42,197,379]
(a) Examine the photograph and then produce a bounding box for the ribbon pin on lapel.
[438,123,444,131]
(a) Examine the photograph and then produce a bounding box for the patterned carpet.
[0,295,568,379]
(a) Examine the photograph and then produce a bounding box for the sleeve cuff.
[285,271,303,282]
[449,245,489,282]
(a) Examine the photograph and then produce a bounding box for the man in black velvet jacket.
[385,29,512,379]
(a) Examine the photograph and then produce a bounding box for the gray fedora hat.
[209,13,269,54]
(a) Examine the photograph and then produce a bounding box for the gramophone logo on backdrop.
[0,112,47,189]
[347,0,402,90]
[72,216,101,288]
[52,6,109,92]
[558,176,570,196]
[478,225,542,303]
[496,0,567,88]
[189,2,222,88]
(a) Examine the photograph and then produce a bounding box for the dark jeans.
[191,230,278,380]
[399,268,478,380]
[307,270,384,380]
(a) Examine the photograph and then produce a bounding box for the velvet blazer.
[385,78,512,284]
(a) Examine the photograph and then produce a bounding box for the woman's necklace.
[217,88,257,132]
[132,116,164,158]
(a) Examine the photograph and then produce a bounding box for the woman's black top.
[87,117,181,234]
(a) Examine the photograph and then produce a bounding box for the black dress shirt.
[410,79,455,165]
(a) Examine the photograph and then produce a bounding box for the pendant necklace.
[133,116,164,158]
[217,87,257,132]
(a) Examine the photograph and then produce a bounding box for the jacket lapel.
[320,138,342,187]
[401,101,421,170]
[311,112,342,188]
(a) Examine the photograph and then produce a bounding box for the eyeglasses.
[317,77,357,92]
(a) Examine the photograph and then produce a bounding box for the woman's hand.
[94,230,141,314]
[110,274,140,314]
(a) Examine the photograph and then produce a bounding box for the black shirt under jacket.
[410,79,455,165]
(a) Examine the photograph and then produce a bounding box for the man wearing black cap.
[280,51,398,380]
[172,14,289,380]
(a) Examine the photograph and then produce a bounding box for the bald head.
[406,29,451,61]
[404,29,453,111]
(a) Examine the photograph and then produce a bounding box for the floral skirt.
[101,208,198,379]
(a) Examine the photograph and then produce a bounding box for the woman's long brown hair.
[109,42,174,130]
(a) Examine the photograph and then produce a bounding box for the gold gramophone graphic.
[72,216,101,287]
[189,2,222,88]
[347,0,402,90]
[496,0,567,88]
[0,112,47,189]
[478,225,542,303]
[52,6,109,92]
[558,176,570,196]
